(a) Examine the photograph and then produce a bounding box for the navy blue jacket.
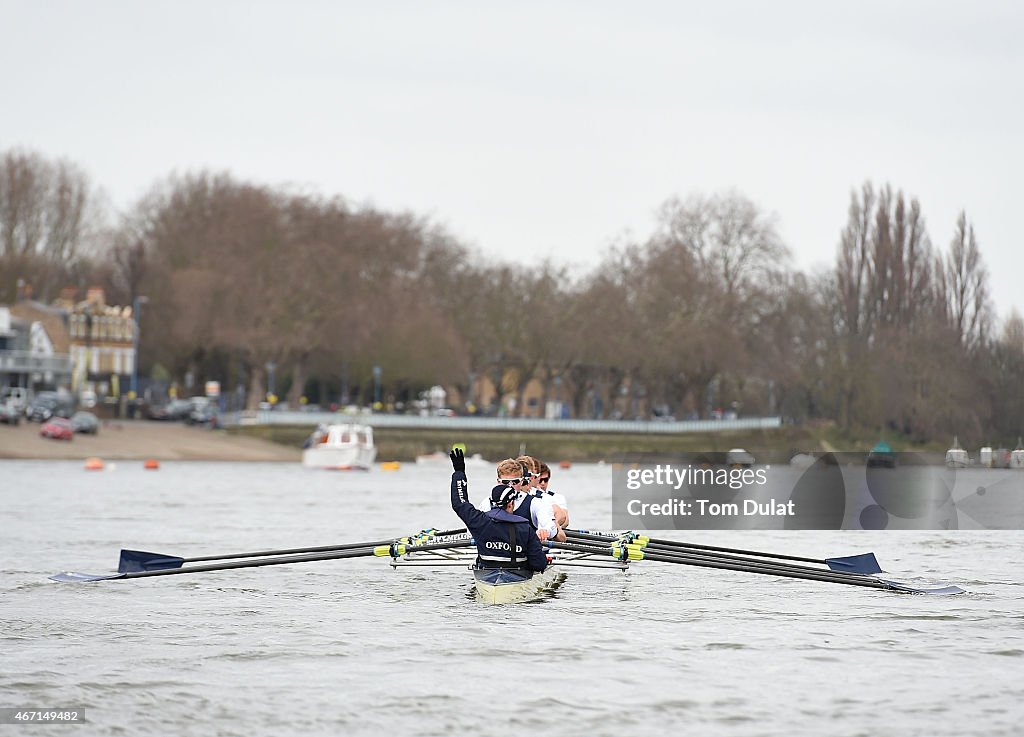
[450,471,548,572]
[512,493,535,527]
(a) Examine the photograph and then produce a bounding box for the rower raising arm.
[449,449,547,572]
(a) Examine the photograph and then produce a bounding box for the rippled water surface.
[2,460,1022,735]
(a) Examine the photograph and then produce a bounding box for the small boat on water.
[726,448,755,467]
[867,440,896,468]
[1012,438,1024,469]
[945,436,969,468]
[789,452,817,469]
[415,451,492,470]
[302,423,377,470]
[472,567,562,604]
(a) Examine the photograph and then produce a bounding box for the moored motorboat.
[302,423,377,470]
[472,566,561,604]
[867,440,896,468]
[945,436,969,468]
[1012,438,1024,469]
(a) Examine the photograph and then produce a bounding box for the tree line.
[1,146,1020,445]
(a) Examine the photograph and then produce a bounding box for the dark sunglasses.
[538,477,550,483]
[498,477,525,485]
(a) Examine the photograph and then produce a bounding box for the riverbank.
[0,417,951,463]
[0,419,301,462]
[236,423,847,463]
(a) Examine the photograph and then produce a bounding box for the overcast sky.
[3,1,1020,316]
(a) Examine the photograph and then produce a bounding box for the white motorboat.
[302,423,377,470]
[1012,438,1024,469]
[945,437,969,468]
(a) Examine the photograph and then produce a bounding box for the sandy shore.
[0,419,301,462]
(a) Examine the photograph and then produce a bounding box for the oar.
[564,532,874,580]
[556,539,879,585]
[565,529,882,575]
[118,527,469,572]
[548,540,964,595]
[52,539,473,583]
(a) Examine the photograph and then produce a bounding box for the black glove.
[449,447,465,473]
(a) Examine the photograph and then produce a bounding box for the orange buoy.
[380,461,401,471]
[559,460,572,469]
[84,457,105,471]
[143,459,160,470]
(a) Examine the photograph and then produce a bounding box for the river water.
[1,460,1021,735]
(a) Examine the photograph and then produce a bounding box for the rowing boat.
[472,567,563,604]
[385,535,625,604]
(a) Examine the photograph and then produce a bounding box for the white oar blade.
[50,571,124,583]
[881,580,966,595]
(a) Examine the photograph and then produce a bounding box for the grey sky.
[3,1,1020,316]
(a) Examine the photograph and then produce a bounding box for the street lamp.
[130,295,149,399]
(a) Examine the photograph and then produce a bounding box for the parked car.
[0,402,21,426]
[70,411,100,435]
[147,398,194,421]
[186,403,220,427]
[1,387,29,413]
[40,417,74,440]
[187,396,214,423]
[26,392,74,422]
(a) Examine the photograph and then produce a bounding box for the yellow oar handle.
[611,543,645,561]
[615,532,650,546]
[375,537,473,559]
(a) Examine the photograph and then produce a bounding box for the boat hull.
[472,567,559,604]
[302,445,377,470]
[302,423,377,470]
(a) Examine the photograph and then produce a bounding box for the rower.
[477,458,565,543]
[512,456,567,543]
[449,449,548,572]
[474,458,521,511]
[536,461,569,528]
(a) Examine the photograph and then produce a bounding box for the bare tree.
[0,148,105,302]
[936,211,990,350]
[657,191,787,306]
[869,186,934,331]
